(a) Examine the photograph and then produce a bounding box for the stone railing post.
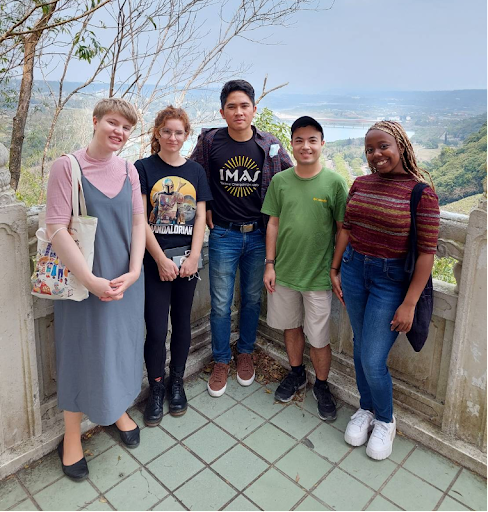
[0,143,41,459]
[442,195,487,451]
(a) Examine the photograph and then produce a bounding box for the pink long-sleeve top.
[46,148,143,224]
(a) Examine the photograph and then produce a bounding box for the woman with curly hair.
[135,106,212,426]
[330,121,440,460]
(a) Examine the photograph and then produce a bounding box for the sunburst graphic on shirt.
[219,155,261,198]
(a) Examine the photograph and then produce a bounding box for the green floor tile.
[34,477,98,511]
[0,487,19,512]
[270,403,322,440]
[330,403,357,432]
[244,423,296,463]
[147,444,204,491]
[175,468,236,510]
[295,495,331,511]
[83,497,114,510]
[300,388,321,417]
[339,447,397,490]
[241,383,284,419]
[131,427,176,465]
[313,468,374,511]
[214,403,265,440]
[87,445,141,493]
[224,494,260,511]
[306,422,351,463]
[17,451,62,494]
[438,495,471,511]
[404,446,459,490]
[224,376,261,401]
[184,377,208,400]
[188,391,237,419]
[448,468,487,511]
[83,431,118,461]
[160,407,208,440]
[382,467,443,511]
[244,468,305,511]
[366,495,402,511]
[9,498,38,511]
[152,495,187,511]
[105,468,167,510]
[276,444,332,490]
[211,444,268,491]
[127,406,146,430]
[183,423,237,463]
[388,434,416,464]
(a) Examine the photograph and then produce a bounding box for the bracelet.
[331,267,340,271]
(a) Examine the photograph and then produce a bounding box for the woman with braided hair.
[330,121,440,460]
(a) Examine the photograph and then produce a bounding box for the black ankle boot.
[144,378,165,426]
[169,366,187,417]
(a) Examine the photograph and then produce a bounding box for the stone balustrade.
[0,142,486,479]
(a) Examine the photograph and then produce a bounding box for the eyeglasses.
[159,128,186,140]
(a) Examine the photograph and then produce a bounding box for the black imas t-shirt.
[135,154,212,250]
[209,127,264,223]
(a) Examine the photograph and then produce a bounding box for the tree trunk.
[9,5,57,190]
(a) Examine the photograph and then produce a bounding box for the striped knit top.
[342,173,440,259]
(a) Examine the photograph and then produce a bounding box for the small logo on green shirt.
[313,197,327,203]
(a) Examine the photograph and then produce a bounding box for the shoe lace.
[280,372,300,392]
[171,375,183,394]
[150,382,164,406]
[314,384,335,407]
[238,354,253,372]
[350,409,373,427]
[370,419,390,441]
[212,363,228,383]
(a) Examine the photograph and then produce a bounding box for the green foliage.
[332,154,352,187]
[350,157,363,176]
[432,256,456,284]
[427,124,487,205]
[16,167,46,206]
[254,107,292,155]
[441,194,483,215]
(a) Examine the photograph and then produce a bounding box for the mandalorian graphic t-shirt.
[209,127,264,223]
[135,154,212,250]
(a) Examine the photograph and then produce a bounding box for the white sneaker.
[366,416,396,460]
[344,408,374,446]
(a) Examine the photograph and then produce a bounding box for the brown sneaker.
[236,353,255,386]
[207,363,230,397]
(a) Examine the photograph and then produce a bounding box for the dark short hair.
[220,80,255,108]
[291,116,324,140]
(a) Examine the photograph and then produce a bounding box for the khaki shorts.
[267,283,332,348]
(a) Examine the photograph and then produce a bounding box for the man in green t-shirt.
[261,116,348,421]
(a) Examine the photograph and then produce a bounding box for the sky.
[51,0,487,94]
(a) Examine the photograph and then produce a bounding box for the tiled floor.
[1,373,486,511]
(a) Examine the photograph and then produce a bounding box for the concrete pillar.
[442,195,487,451]
[0,143,41,455]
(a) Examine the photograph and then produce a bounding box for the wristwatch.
[264,259,275,265]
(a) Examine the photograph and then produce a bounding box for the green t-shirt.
[261,167,348,291]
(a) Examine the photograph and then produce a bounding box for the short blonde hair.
[93,98,138,126]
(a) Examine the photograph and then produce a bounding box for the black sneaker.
[313,382,337,421]
[275,370,307,402]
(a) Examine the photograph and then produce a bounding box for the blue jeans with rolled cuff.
[209,224,266,364]
[340,244,409,423]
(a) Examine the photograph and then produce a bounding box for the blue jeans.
[341,244,409,423]
[209,224,266,363]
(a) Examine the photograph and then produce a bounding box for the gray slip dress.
[55,160,144,426]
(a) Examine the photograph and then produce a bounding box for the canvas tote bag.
[31,154,98,301]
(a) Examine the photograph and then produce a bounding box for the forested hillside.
[426,124,487,205]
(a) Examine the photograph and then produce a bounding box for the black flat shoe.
[115,424,140,448]
[57,440,89,481]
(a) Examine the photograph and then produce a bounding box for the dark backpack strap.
[405,182,429,275]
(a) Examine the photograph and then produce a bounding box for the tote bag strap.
[405,182,429,276]
[65,154,88,218]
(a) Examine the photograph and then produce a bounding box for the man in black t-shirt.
[191,80,292,397]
